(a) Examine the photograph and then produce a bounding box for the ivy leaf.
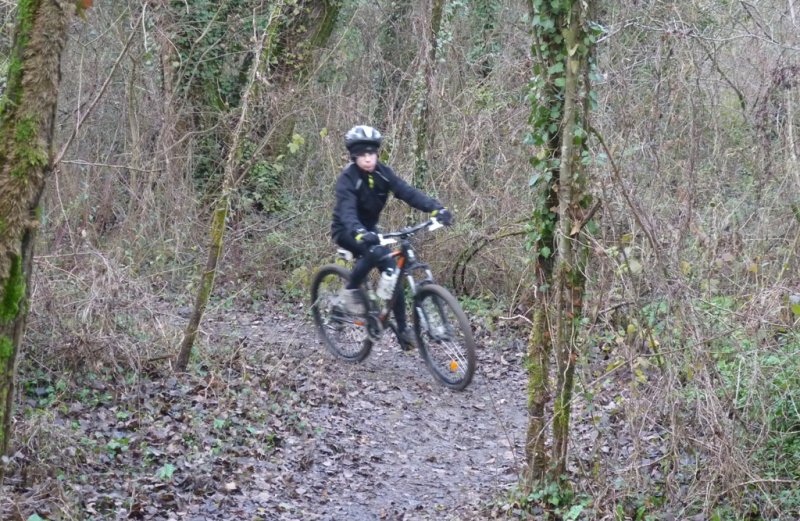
[540,246,552,258]
[589,89,599,110]
[157,463,176,481]
[530,173,542,187]
[287,133,305,154]
[791,201,800,222]
[547,62,564,75]
[564,504,586,521]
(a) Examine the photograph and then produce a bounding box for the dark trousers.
[335,232,408,330]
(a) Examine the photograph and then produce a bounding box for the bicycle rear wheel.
[310,264,372,362]
[413,284,476,390]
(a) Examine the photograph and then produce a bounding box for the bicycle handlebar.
[379,218,444,244]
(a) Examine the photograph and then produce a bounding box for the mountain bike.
[310,219,477,390]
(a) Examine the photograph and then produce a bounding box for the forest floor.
[1,303,535,521]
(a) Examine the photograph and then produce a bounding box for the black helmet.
[344,125,382,156]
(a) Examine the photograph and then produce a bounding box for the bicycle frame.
[375,236,434,322]
[339,219,442,339]
[315,217,476,389]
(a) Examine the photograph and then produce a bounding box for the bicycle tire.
[413,284,476,390]
[310,264,373,362]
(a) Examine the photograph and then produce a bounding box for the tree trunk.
[550,0,585,479]
[524,0,567,490]
[471,0,498,78]
[0,0,71,478]
[176,7,280,371]
[254,0,341,212]
[525,0,594,491]
[525,303,550,482]
[412,0,445,189]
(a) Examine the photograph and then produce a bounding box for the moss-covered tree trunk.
[525,304,551,481]
[525,0,595,489]
[176,7,281,371]
[412,0,445,189]
[524,0,568,485]
[0,0,71,477]
[254,0,341,210]
[550,1,587,477]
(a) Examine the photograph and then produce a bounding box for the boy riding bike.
[330,125,453,349]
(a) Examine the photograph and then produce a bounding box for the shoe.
[396,327,416,351]
[339,288,366,315]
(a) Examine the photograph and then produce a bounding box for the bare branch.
[54,7,144,167]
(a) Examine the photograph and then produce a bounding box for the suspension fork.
[376,241,434,323]
[402,240,435,296]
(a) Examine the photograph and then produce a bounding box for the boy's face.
[355,152,377,172]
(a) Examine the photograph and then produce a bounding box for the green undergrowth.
[490,480,593,520]
[458,295,504,327]
[695,296,800,516]
[590,292,799,484]
[674,295,797,516]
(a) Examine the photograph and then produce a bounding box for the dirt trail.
[1,307,530,521]
[215,308,529,520]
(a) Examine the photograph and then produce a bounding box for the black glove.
[354,228,380,246]
[432,208,454,226]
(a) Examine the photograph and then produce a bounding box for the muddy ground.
[1,306,532,521]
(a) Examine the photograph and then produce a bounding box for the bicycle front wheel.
[413,284,476,390]
[310,264,372,362]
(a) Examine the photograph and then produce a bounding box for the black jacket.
[331,162,442,240]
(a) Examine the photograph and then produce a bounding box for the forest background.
[0,0,799,519]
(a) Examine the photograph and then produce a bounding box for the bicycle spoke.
[310,265,373,362]
[440,341,468,373]
[414,284,476,390]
